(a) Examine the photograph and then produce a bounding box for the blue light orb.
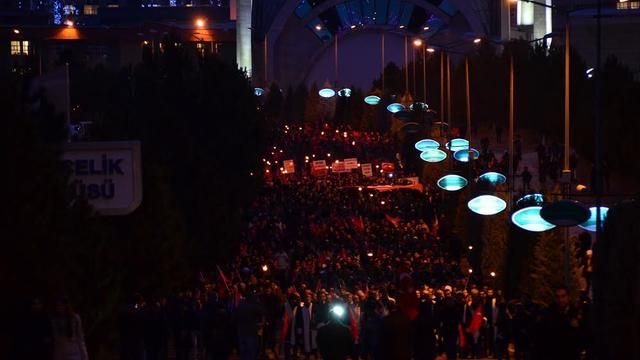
[453,148,480,162]
[478,171,507,185]
[578,207,609,232]
[338,88,352,97]
[386,103,405,113]
[468,195,507,216]
[364,95,381,105]
[319,88,336,98]
[511,206,556,232]
[445,138,470,152]
[415,139,440,151]
[420,149,447,163]
[437,174,468,191]
[254,87,265,96]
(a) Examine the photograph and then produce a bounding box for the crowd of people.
[118,125,592,360]
[10,125,593,360]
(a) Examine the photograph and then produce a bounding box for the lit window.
[84,5,98,15]
[617,1,640,9]
[21,41,29,54]
[517,1,534,26]
[10,41,21,55]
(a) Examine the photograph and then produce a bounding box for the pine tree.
[305,83,322,126]
[480,192,510,288]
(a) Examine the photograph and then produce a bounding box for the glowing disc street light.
[437,174,468,191]
[578,206,609,232]
[364,95,381,105]
[468,195,507,216]
[445,138,469,152]
[477,172,507,185]
[453,148,480,162]
[386,103,405,113]
[414,139,440,151]
[511,206,556,232]
[420,149,447,163]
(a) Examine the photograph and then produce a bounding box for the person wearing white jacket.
[50,298,89,360]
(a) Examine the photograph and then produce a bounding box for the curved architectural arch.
[300,0,453,26]
[258,0,490,88]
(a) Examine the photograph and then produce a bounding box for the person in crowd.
[235,289,266,360]
[380,299,412,360]
[521,167,532,192]
[316,303,353,360]
[104,125,595,360]
[537,286,581,360]
[10,297,53,360]
[50,297,89,360]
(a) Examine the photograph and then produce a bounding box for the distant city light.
[473,38,482,44]
[490,271,496,277]
[399,25,405,29]
[351,24,357,29]
[195,17,206,28]
[64,19,74,27]
[437,174,468,191]
[367,252,373,257]
[413,39,423,47]
[468,195,507,215]
[423,26,430,30]
[13,29,20,34]
[426,48,435,53]
[468,269,473,274]
[511,206,556,232]
[315,24,322,31]
[468,246,473,250]
[261,264,268,272]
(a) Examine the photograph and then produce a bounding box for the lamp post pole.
[509,56,514,211]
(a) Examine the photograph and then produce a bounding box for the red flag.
[315,279,322,293]
[349,308,359,341]
[364,283,369,298]
[351,216,365,232]
[385,214,400,227]
[458,323,467,347]
[280,310,289,344]
[217,266,230,291]
[467,304,484,334]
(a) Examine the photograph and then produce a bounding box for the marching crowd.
[10,125,592,360]
[118,125,590,360]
